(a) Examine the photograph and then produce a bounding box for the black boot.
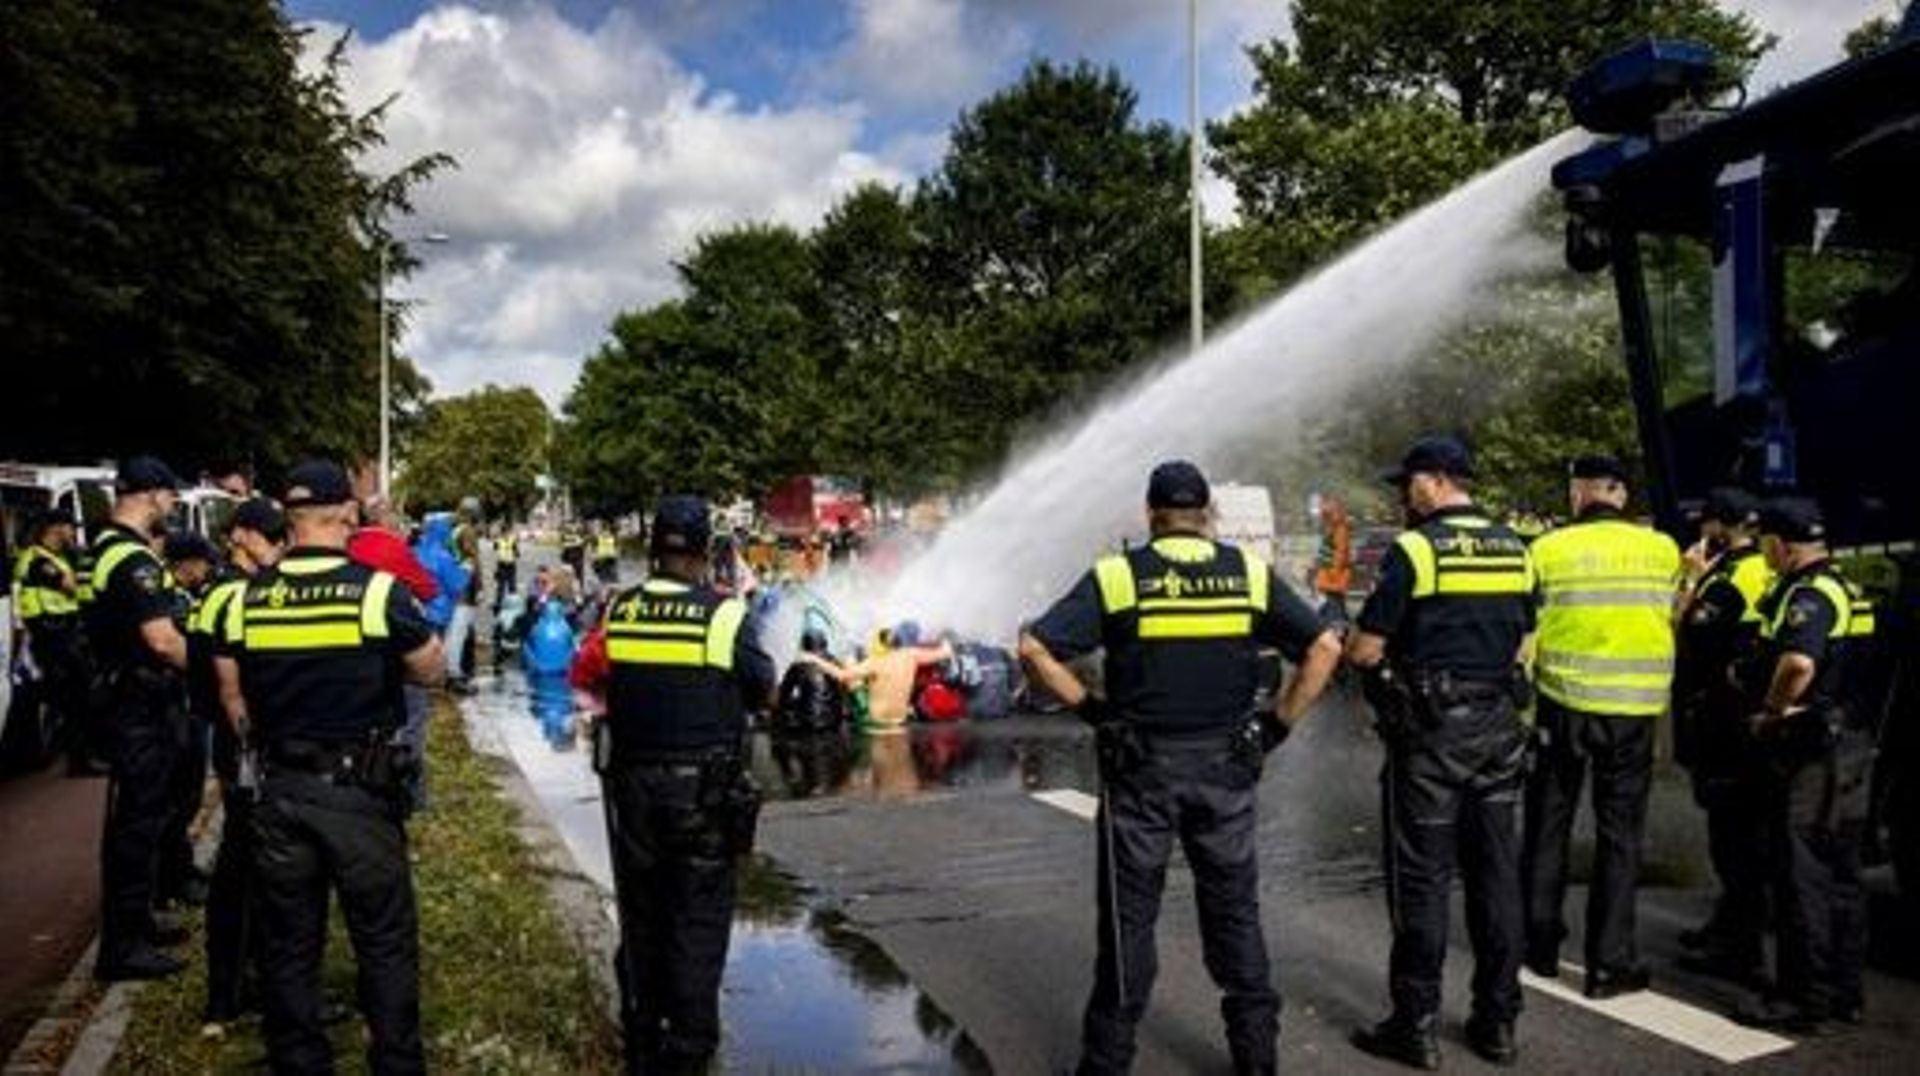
[1351,1014,1440,1071]
[1585,965,1651,1000]
[1465,1015,1517,1066]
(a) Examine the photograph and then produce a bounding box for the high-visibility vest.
[1762,569,1876,643]
[190,577,248,639]
[223,557,399,653]
[495,535,518,564]
[594,533,619,560]
[603,578,749,752]
[1392,517,1536,600]
[1699,545,1773,625]
[12,545,80,620]
[1532,517,1682,716]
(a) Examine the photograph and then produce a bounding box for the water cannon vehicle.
[1554,13,1920,895]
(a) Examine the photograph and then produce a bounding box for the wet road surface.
[465,662,1920,1073]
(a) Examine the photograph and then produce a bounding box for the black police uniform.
[14,539,93,767]
[1673,542,1770,970]
[599,573,774,1071]
[1028,533,1324,1075]
[1354,507,1534,1043]
[87,521,189,975]
[1748,559,1877,1025]
[158,544,218,908]
[218,548,435,1074]
[189,571,259,1021]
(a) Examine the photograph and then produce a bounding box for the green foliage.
[399,386,551,517]
[0,0,449,475]
[557,61,1208,508]
[1844,14,1900,58]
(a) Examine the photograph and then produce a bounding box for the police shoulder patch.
[129,561,162,592]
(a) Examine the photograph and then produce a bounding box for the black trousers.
[1522,698,1654,972]
[1689,766,1770,959]
[26,623,93,763]
[159,712,210,901]
[98,672,185,964]
[253,772,422,1076]
[1767,727,1872,1014]
[1080,732,1277,1076]
[604,761,738,1071]
[1382,704,1527,1024]
[494,563,517,598]
[205,785,259,1021]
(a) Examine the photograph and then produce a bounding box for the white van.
[1211,482,1279,564]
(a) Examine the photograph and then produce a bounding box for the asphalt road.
[757,699,1920,1075]
[0,760,105,1058]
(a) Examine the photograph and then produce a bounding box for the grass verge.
[110,698,620,1074]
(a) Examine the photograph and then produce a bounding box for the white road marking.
[1031,789,1099,821]
[1521,963,1793,1064]
[1029,787,1795,1065]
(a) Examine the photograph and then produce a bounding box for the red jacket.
[347,527,438,602]
[570,626,610,694]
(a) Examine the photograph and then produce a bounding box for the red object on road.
[348,526,438,602]
[914,679,967,723]
[570,625,610,695]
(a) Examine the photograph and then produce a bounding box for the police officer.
[1733,498,1876,1032]
[493,523,518,602]
[594,522,621,586]
[1672,488,1773,980]
[88,455,192,980]
[11,510,99,774]
[1346,436,1536,1069]
[158,530,220,908]
[213,461,444,1074]
[561,520,587,581]
[1522,456,1680,999]
[192,498,285,1027]
[1019,461,1341,1076]
[593,495,774,1074]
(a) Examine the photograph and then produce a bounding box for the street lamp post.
[1189,0,1204,355]
[377,231,448,499]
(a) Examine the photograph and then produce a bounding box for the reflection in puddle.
[462,672,995,1073]
[728,856,990,1073]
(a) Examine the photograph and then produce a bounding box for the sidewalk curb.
[0,939,129,1076]
[458,708,621,1020]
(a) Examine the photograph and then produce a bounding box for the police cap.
[649,496,711,556]
[1758,497,1826,543]
[1569,454,1630,483]
[1381,435,1474,486]
[230,497,287,543]
[1700,486,1759,527]
[1146,460,1211,509]
[163,529,218,565]
[282,460,354,508]
[115,455,184,495]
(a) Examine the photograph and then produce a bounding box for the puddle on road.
[463,671,995,1073]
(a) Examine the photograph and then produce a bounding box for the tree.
[0,0,448,474]
[398,386,550,517]
[914,60,1224,471]
[1211,0,1768,296]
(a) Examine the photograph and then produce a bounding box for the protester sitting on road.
[774,629,849,734]
[827,622,953,730]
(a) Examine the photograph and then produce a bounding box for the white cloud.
[816,0,1028,115]
[319,3,905,406]
[1730,0,1896,90]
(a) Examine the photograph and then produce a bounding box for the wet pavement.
[462,548,1920,1072]
[462,669,992,1072]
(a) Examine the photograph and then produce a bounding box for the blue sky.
[283,0,1890,405]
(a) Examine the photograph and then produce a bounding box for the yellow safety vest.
[222,556,398,652]
[594,534,619,560]
[190,577,248,638]
[495,535,518,563]
[1093,535,1271,639]
[1762,570,1876,643]
[1392,517,1535,599]
[1699,546,1773,625]
[12,545,81,620]
[604,579,746,670]
[1532,517,1682,716]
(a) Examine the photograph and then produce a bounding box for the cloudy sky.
[287,0,1897,407]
